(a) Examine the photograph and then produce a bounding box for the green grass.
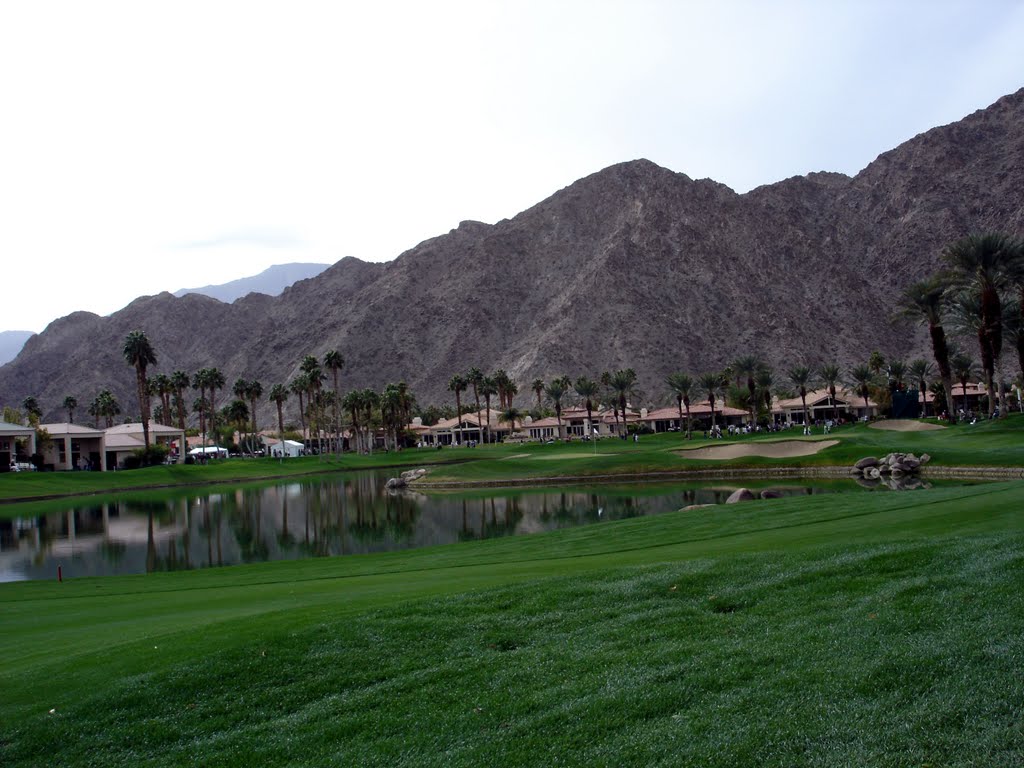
[422,415,1024,484]
[2,480,1022,766]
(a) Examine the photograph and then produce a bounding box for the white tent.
[268,439,304,458]
[189,446,228,458]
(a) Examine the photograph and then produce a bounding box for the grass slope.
[2,481,1022,766]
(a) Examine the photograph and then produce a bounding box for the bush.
[126,445,169,469]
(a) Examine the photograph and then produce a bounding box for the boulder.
[759,489,783,499]
[865,467,881,479]
[385,477,407,489]
[855,457,878,469]
[920,453,931,464]
[725,488,756,504]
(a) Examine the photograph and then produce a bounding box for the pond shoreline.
[412,464,1024,489]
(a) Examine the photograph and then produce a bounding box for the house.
[39,423,107,471]
[0,421,36,471]
[773,388,878,423]
[422,409,519,445]
[642,404,747,432]
[105,422,186,468]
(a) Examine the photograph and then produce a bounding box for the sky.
[2,1,1023,333]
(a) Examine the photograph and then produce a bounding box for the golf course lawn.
[2,480,1022,766]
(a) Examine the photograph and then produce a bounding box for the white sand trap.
[869,419,946,432]
[501,453,531,460]
[678,439,839,460]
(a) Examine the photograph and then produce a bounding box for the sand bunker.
[869,419,946,432]
[678,439,839,461]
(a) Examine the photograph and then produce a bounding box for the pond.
[0,471,937,582]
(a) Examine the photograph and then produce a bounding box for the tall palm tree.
[733,355,762,425]
[151,373,173,425]
[361,388,380,454]
[123,330,158,450]
[269,384,289,446]
[206,368,226,444]
[697,372,725,428]
[900,275,957,421]
[171,370,190,431]
[342,389,363,453]
[819,363,841,421]
[908,359,933,415]
[22,396,42,425]
[868,351,886,377]
[888,359,906,390]
[608,369,637,438]
[544,377,569,440]
[290,374,309,439]
[951,352,977,413]
[63,395,77,424]
[247,380,263,447]
[574,376,600,439]
[755,367,774,427]
[944,232,1024,416]
[232,378,250,448]
[665,372,694,437]
[531,378,545,411]
[192,369,210,445]
[787,365,812,427]
[849,365,873,417]
[324,350,344,452]
[480,376,498,443]
[467,367,484,443]
[448,374,467,444]
[300,356,325,454]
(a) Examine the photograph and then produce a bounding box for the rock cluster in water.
[850,452,931,490]
[385,468,428,489]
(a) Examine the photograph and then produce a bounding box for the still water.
[0,471,886,582]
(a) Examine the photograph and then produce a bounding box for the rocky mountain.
[173,262,332,303]
[0,331,34,367]
[2,89,1023,425]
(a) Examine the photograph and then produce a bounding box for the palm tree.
[480,376,498,443]
[544,377,569,440]
[151,373,172,425]
[246,380,263,448]
[531,379,545,411]
[698,372,725,428]
[868,351,886,377]
[225,399,250,446]
[819,363,841,421]
[951,352,977,414]
[755,368,774,427]
[171,370,190,431]
[63,395,77,424]
[380,383,403,450]
[500,406,523,438]
[300,356,325,454]
[342,389,363,452]
[467,367,484,443]
[888,359,906,391]
[22,396,42,425]
[192,369,210,445]
[944,232,1024,417]
[733,355,762,425]
[665,373,694,437]
[204,368,225,445]
[123,330,158,450]
[290,374,309,439]
[448,374,467,444]
[574,376,600,439]
[360,388,380,454]
[900,275,956,420]
[908,359,933,415]
[849,365,873,417]
[608,369,637,438]
[269,384,289,445]
[324,350,344,452]
[232,379,251,450]
[91,389,120,428]
[787,365,812,427]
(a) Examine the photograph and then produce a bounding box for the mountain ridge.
[2,88,1023,424]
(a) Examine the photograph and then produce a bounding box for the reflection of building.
[0,421,36,470]
[40,423,108,471]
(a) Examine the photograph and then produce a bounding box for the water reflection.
[1,473,853,581]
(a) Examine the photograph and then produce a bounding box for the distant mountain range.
[2,88,1023,425]
[0,331,35,367]
[173,262,331,303]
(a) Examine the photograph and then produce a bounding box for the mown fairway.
[2,479,1022,766]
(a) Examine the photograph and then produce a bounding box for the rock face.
[3,89,1024,424]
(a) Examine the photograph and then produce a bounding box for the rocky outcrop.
[3,89,1024,423]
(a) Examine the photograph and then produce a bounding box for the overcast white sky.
[2,1,1023,333]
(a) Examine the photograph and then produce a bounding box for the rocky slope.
[2,89,1023,424]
